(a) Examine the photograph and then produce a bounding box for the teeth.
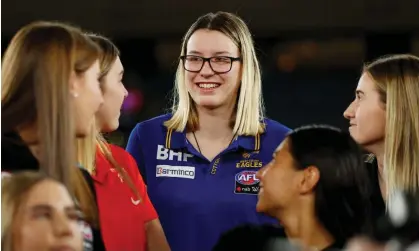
[198,83,219,89]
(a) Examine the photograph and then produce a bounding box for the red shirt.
[94,144,158,251]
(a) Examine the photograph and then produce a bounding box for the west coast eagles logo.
[236,151,262,168]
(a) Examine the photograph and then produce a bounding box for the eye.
[33,210,52,219]
[67,209,84,221]
[212,57,230,63]
[186,56,202,62]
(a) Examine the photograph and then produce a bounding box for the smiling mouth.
[196,83,221,89]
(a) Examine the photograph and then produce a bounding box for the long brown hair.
[364,54,419,204]
[1,21,101,226]
[77,34,141,202]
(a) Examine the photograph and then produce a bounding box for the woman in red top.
[77,34,170,251]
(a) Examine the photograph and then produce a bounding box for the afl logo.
[235,171,259,185]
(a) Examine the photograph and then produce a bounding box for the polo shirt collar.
[163,127,262,152]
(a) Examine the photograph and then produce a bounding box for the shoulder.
[364,154,378,177]
[134,114,172,130]
[107,144,131,159]
[214,224,285,251]
[260,119,291,154]
[263,118,291,135]
[78,167,96,197]
[130,114,172,136]
[107,144,139,173]
[107,144,136,168]
[260,119,291,148]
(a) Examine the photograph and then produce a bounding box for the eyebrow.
[187,50,233,56]
[119,70,124,76]
[355,90,364,95]
[31,204,51,212]
[30,204,78,212]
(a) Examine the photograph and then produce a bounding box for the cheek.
[222,70,240,87]
[354,106,386,143]
[185,72,197,88]
[357,106,385,129]
[89,79,102,96]
[71,222,83,246]
[15,222,50,250]
[267,168,293,193]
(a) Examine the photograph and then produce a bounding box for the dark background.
[3,0,419,146]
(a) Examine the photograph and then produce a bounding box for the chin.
[104,121,119,133]
[256,201,267,214]
[75,131,88,138]
[196,100,223,109]
[348,131,360,142]
[98,118,119,133]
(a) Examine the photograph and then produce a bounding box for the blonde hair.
[364,54,419,203]
[2,171,54,251]
[1,21,101,227]
[77,34,141,201]
[77,130,141,202]
[164,11,265,135]
[85,33,120,81]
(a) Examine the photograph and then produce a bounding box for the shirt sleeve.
[126,123,148,183]
[125,150,158,223]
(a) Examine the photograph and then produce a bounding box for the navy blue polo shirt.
[126,114,290,251]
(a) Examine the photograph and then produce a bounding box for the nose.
[256,165,266,180]
[123,85,129,98]
[343,101,355,120]
[52,214,73,238]
[200,60,215,76]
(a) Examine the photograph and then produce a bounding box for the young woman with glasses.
[126,11,290,251]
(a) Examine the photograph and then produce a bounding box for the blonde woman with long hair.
[2,171,83,251]
[126,11,290,251]
[344,54,419,225]
[77,34,170,251]
[1,21,105,250]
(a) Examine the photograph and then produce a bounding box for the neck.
[365,142,385,178]
[366,142,384,170]
[195,104,235,139]
[275,205,334,250]
[366,142,386,199]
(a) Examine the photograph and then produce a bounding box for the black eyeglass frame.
[180,55,242,74]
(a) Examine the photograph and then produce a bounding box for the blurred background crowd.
[3,0,419,146]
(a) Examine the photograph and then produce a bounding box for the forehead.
[85,60,100,74]
[109,56,123,74]
[186,29,239,55]
[357,73,377,92]
[24,180,73,208]
[274,138,290,158]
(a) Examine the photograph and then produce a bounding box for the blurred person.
[1,21,105,250]
[213,224,287,251]
[343,54,419,227]
[345,189,419,251]
[345,237,386,251]
[1,171,83,251]
[256,125,372,251]
[77,34,170,251]
[126,11,290,251]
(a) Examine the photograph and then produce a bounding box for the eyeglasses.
[180,55,242,74]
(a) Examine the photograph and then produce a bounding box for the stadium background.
[3,0,419,146]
